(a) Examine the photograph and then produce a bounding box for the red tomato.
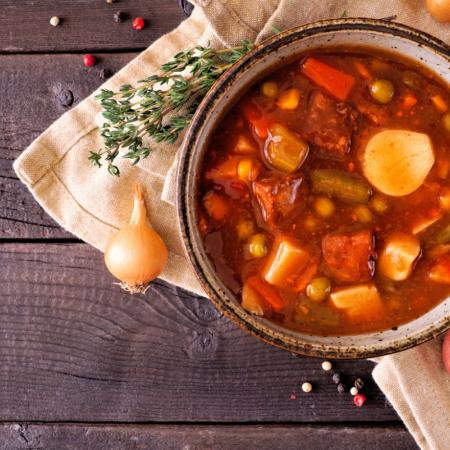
[443,331,450,374]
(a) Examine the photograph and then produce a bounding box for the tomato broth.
[197,48,450,335]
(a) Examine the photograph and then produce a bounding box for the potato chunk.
[429,255,450,284]
[363,130,434,196]
[241,282,264,316]
[262,236,310,288]
[378,232,421,281]
[330,283,383,320]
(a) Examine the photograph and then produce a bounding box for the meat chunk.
[253,175,305,227]
[322,229,375,283]
[302,90,358,159]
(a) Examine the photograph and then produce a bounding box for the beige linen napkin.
[13,1,449,448]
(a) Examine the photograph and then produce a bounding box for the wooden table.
[0,1,419,448]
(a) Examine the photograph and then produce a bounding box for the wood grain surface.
[0,243,398,422]
[1,53,135,238]
[0,424,418,450]
[0,1,418,447]
[0,0,187,53]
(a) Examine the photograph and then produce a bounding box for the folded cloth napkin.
[13,1,449,448]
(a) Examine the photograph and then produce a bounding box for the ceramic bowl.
[177,18,450,359]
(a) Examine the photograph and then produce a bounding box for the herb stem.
[90,40,254,175]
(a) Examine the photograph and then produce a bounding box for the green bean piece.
[425,222,450,246]
[403,71,422,90]
[311,169,372,204]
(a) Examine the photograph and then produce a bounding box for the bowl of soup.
[177,18,450,358]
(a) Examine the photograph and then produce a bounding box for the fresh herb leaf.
[272,25,283,35]
[92,41,254,174]
[341,10,348,18]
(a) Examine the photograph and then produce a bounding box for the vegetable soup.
[197,48,450,335]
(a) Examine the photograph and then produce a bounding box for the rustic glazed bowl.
[177,18,450,359]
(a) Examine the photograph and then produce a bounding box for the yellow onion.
[426,0,450,22]
[105,184,168,293]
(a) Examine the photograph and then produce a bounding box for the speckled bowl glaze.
[177,19,450,359]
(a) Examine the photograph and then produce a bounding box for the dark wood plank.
[0,242,398,422]
[0,424,418,450]
[0,0,186,53]
[1,53,136,238]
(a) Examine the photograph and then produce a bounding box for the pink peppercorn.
[353,394,366,407]
[83,54,96,67]
[132,17,145,30]
[289,392,297,401]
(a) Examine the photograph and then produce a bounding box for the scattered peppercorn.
[132,17,145,30]
[332,373,341,384]
[354,393,366,407]
[99,68,113,80]
[50,16,60,26]
[337,383,346,393]
[301,382,313,393]
[350,387,359,396]
[289,392,297,401]
[57,89,74,107]
[114,11,126,23]
[354,378,364,390]
[83,54,96,67]
[321,361,333,371]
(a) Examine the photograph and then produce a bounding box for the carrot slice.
[354,61,371,80]
[206,157,240,180]
[431,95,448,113]
[302,57,356,101]
[241,100,270,139]
[402,94,418,109]
[203,192,229,221]
[247,275,284,312]
[295,263,318,293]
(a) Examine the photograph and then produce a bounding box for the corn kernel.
[277,88,300,110]
[248,233,268,258]
[237,158,260,182]
[261,81,278,98]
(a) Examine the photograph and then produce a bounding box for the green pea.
[306,277,331,302]
[248,233,268,258]
[313,196,335,218]
[369,79,395,104]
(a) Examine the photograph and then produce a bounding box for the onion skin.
[426,0,450,22]
[443,331,450,374]
[104,184,168,293]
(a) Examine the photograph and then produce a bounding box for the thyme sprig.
[91,40,254,176]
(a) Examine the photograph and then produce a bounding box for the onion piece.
[362,130,434,197]
[378,232,421,281]
[426,0,450,22]
[330,284,383,320]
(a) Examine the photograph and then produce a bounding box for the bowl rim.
[177,18,450,359]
